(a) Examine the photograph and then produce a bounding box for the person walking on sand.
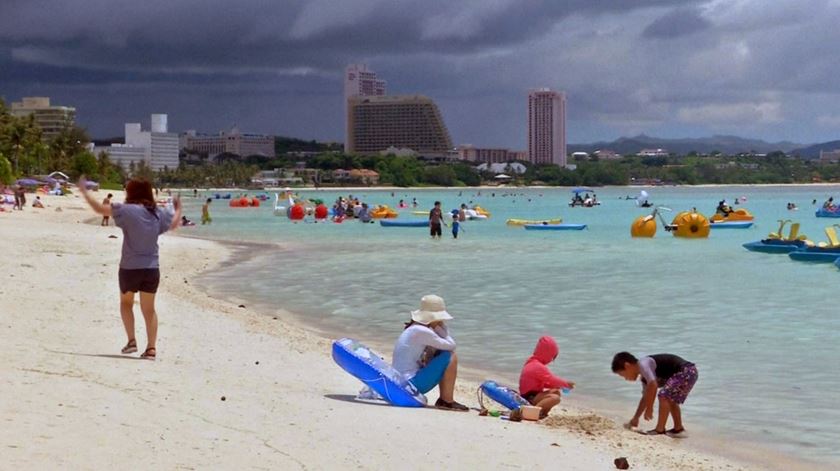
[101,193,113,226]
[78,176,181,360]
[392,294,468,411]
[611,351,698,436]
[201,198,212,225]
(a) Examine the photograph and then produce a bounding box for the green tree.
[71,151,99,178]
[0,153,13,184]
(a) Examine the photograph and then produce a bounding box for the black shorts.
[118,268,161,294]
[430,222,442,237]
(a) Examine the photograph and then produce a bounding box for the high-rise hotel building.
[345,64,386,150]
[527,88,566,166]
[11,97,76,141]
[346,95,453,156]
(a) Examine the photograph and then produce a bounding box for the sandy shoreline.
[0,192,827,470]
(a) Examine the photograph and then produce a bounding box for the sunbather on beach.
[78,176,181,360]
[519,336,574,418]
[612,351,698,436]
[392,295,468,411]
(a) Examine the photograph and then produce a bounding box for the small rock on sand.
[614,457,630,469]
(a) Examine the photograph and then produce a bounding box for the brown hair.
[124,179,157,217]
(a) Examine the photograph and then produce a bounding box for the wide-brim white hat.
[410,294,453,324]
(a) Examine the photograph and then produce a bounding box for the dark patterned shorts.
[658,363,698,404]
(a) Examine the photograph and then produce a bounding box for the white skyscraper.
[527,88,567,167]
[345,64,386,150]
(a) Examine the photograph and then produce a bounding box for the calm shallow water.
[183,185,840,464]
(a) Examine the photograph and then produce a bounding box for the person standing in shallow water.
[78,177,181,360]
[202,198,212,225]
[429,201,444,239]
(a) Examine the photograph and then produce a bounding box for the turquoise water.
[183,185,840,464]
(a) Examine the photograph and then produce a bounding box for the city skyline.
[4,1,840,147]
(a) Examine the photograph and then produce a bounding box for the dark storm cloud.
[642,7,711,39]
[4,0,840,144]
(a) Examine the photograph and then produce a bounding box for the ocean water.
[183,185,840,464]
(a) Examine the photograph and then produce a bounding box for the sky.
[3,0,840,147]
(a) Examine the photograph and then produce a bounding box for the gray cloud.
[3,0,840,146]
[642,7,711,39]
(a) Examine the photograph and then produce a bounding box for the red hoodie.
[518,336,571,396]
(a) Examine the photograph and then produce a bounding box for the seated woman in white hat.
[392,294,468,411]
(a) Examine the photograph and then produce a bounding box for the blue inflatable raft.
[478,380,530,411]
[523,223,587,231]
[743,239,807,254]
[332,338,426,407]
[380,220,428,228]
[710,221,753,229]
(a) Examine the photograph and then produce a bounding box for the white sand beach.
[0,192,822,470]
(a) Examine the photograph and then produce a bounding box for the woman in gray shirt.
[79,177,181,360]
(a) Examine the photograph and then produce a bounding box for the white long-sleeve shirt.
[392,324,456,378]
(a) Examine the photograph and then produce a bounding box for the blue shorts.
[409,351,452,394]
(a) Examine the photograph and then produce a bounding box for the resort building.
[10,96,76,141]
[527,88,566,167]
[93,114,179,172]
[593,149,622,160]
[346,95,453,156]
[638,148,669,157]
[344,64,386,150]
[819,149,840,163]
[458,145,527,164]
[180,127,275,161]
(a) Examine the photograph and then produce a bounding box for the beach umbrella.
[84,181,100,189]
[16,178,41,186]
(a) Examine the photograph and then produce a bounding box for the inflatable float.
[370,205,399,219]
[710,221,753,229]
[523,223,587,231]
[380,220,428,228]
[332,338,426,408]
[506,218,563,226]
[229,196,260,207]
[669,211,710,238]
[478,380,529,411]
[213,193,232,199]
[816,207,840,218]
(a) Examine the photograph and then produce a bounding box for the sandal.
[140,347,156,361]
[434,398,468,411]
[121,339,137,354]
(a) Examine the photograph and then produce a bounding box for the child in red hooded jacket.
[518,336,575,418]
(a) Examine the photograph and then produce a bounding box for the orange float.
[631,215,657,237]
[314,204,328,219]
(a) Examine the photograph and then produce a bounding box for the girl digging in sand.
[611,351,698,436]
[78,177,181,360]
[519,336,575,418]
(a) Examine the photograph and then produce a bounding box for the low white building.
[93,114,179,172]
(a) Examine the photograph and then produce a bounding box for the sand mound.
[542,413,617,435]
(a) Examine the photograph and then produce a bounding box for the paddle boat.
[569,188,600,207]
[668,211,710,238]
[743,220,809,254]
[710,220,753,229]
[523,223,586,231]
[630,206,672,238]
[380,219,428,228]
[788,225,840,263]
[506,217,563,226]
[816,206,840,218]
[710,207,754,223]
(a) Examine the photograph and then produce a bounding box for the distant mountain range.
[789,140,840,159]
[568,134,804,156]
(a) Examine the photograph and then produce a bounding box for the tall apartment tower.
[345,64,386,151]
[527,88,566,166]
